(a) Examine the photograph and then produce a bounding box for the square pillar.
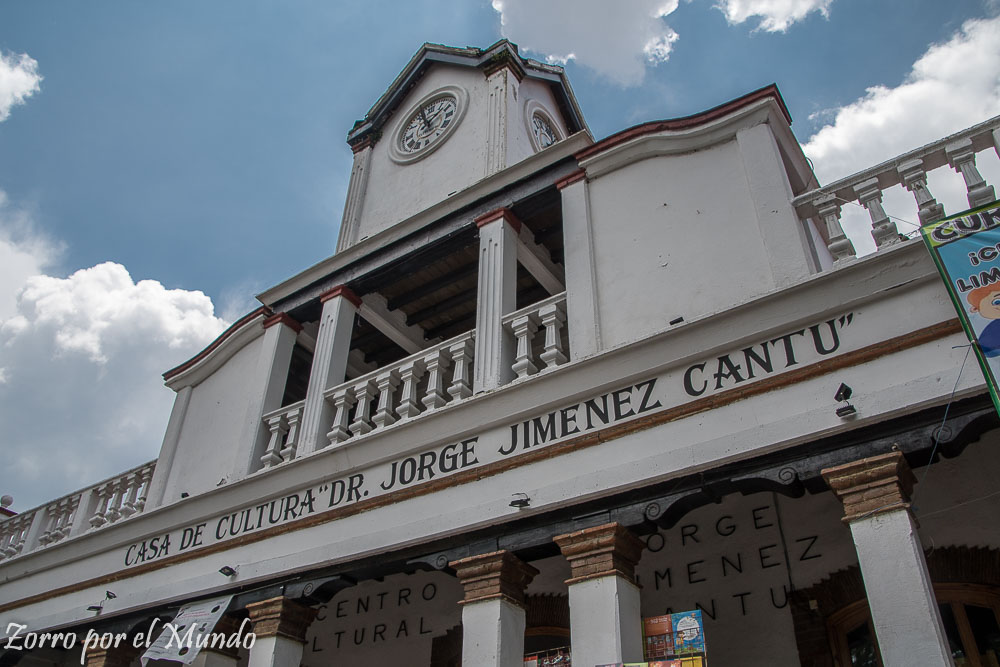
[554,523,645,666]
[451,550,539,667]
[557,169,601,358]
[298,285,361,454]
[240,313,301,473]
[245,597,317,667]
[823,451,951,667]
[473,209,519,393]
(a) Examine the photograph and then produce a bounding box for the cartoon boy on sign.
[967,285,1000,357]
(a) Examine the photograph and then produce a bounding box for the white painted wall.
[160,337,266,504]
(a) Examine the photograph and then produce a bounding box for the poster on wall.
[921,201,1000,415]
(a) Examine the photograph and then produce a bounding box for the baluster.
[38,510,59,545]
[134,465,153,513]
[814,195,856,265]
[947,138,996,209]
[260,415,288,467]
[279,407,302,461]
[120,474,141,518]
[53,498,76,540]
[104,481,125,524]
[447,338,474,401]
[854,178,901,248]
[371,369,401,429]
[421,348,451,411]
[327,388,357,445]
[898,159,945,225]
[510,314,540,378]
[88,484,110,528]
[539,302,569,369]
[396,360,426,420]
[349,379,377,435]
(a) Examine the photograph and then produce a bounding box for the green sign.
[920,201,1000,413]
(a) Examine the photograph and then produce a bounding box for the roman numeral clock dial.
[390,86,468,165]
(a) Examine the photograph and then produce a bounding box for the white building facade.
[3,40,1000,667]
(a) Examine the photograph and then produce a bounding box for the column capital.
[245,596,317,643]
[822,450,915,523]
[554,522,645,586]
[481,50,526,82]
[450,550,539,607]
[262,312,303,333]
[474,207,522,233]
[319,284,362,308]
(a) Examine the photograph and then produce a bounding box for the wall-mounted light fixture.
[86,591,116,614]
[835,383,857,418]
[219,565,238,577]
[509,493,530,509]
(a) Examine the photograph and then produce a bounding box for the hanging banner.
[140,595,234,665]
[921,201,1000,414]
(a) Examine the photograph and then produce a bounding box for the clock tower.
[335,40,589,253]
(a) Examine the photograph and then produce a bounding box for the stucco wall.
[160,337,265,503]
[584,139,778,349]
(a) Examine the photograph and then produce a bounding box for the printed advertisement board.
[920,202,1000,414]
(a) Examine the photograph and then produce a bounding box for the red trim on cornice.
[263,312,303,333]
[0,507,16,517]
[555,169,586,190]
[474,207,522,233]
[320,285,362,308]
[350,136,375,153]
[575,84,791,162]
[163,306,272,381]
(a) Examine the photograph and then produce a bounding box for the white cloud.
[491,0,826,86]
[492,0,680,86]
[0,191,61,321]
[0,51,42,122]
[0,246,228,510]
[803,16,1000,254]
[715,0,832,32]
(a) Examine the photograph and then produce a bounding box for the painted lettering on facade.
[121,313,858,569]
[682,314,854,397]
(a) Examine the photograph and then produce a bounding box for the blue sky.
[1,0,999,509]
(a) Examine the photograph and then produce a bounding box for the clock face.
[532,113,558,149]
[398,95,459,155]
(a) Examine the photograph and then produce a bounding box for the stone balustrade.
[324,330,475,446]
[793,115,1000,265]
[0,511,34,561]
[0,460,155,562]
[259,399,306,469]
[86,461,156,528]
[503,292,569,380]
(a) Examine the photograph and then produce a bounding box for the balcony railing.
[503,292,570,379]
[793,115,1000,264]
[0,460,155,563]
[324,329,475,446]
[259,400,305,469]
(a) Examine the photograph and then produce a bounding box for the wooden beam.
[387,262,478,311]
[517,224,564,295]
[358,293,436,354]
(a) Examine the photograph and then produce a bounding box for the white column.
[473,209,519,393]
[238,313,300,474]
[246,597,317,667]
[554,523,645,667]
[558,170,601,358]
[298,286,360,455]
[736,122,812,286]
[450,550,538,667]
[823,452,951,667]
[336,140,373,253]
